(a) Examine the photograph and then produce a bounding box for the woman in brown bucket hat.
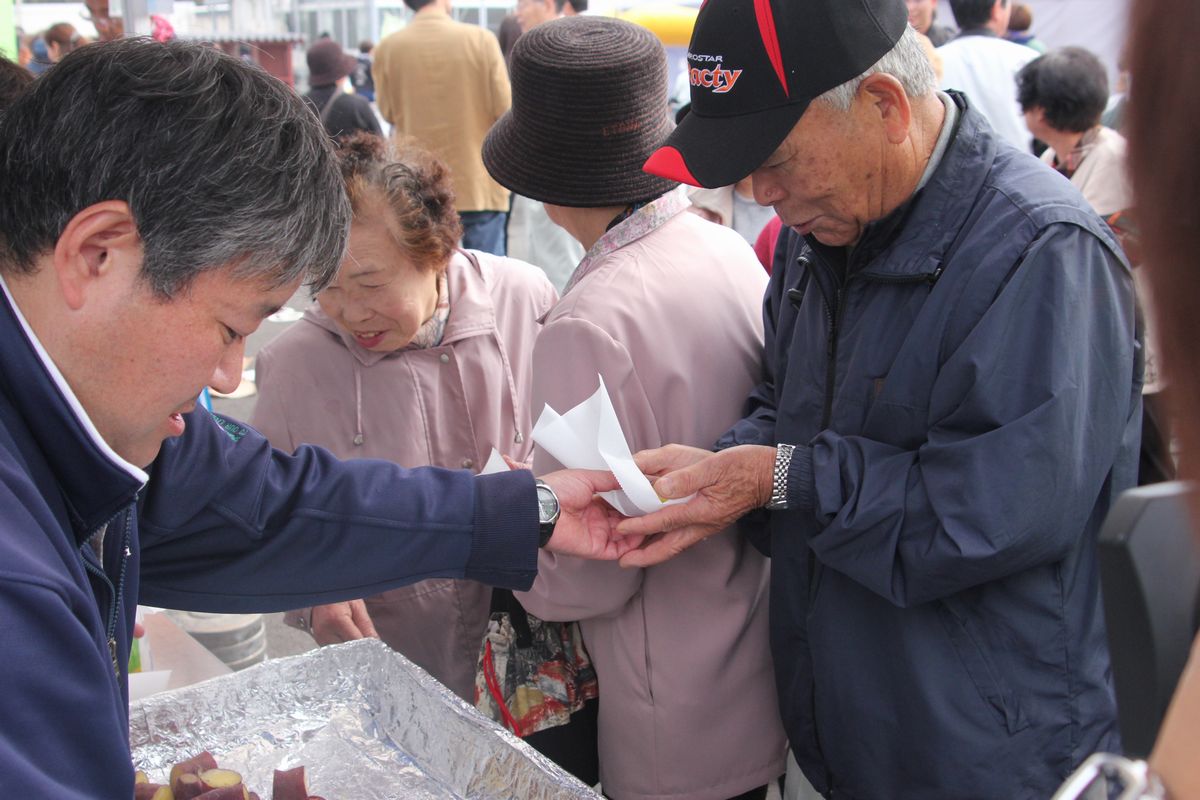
[484,16,787,800]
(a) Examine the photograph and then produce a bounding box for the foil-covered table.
[130,638,599,799]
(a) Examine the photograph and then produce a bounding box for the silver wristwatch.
[765,443,796,511]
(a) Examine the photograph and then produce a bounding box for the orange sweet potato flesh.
[198,769,242,791]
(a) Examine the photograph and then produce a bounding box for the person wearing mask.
[484,17,787,800]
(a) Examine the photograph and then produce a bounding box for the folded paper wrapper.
[483,376,690,516]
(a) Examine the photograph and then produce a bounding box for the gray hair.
[0,39,349,297]
[815,25,938,111]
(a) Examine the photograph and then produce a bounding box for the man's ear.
[858,73,913,145]
[52,201,141,311]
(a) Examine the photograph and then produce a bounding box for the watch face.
[536,484,559,523]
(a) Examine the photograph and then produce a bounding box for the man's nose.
[751,172,783,206]
[209,339,245,395]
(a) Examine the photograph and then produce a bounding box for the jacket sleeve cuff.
[466,470,540,591]
[788,444,816,511]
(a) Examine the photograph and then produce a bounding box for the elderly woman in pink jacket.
[250,134,602,782]
[482,17,787,800]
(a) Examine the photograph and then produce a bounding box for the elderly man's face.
[905,0,936,33]
[750,98,888,248]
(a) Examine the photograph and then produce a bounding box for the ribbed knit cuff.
[466,470,540,590]
[787,444,815,511]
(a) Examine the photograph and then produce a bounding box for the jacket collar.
[562,186,690,296]
[0,276,146,543]
[823,92,994,279]
[302,249,498,366]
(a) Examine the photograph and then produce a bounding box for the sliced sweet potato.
[197,768,242,791]
[271,766,309,800]
[193,787,248,800]
[173,773,205,800]
[134,770,150,785]
[169,752,219,788]
[134,783,174,800]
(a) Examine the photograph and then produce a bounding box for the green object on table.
[129,637,142,673]
[0,0,16,61]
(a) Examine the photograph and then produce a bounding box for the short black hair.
[1016,47,1109,133]
[0,39,349,297]
[0,56,34,112]
[949,0,1003,30]
[403,0,435,11]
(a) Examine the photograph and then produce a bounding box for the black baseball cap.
[644,0,908,188]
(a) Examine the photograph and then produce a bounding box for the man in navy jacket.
[629,0,1141,797]
[0,39,634,797]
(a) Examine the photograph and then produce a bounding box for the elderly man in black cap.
[622,0,1142,797]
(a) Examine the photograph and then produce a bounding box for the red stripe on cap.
[643,146,701,186]
[754,0,788,97]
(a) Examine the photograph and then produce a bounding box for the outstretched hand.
[540,469,646,559]
[616,444,776,567]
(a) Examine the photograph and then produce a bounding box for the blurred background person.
[374,0,512,256]
[350,40,376,103]
[1018,47,1128,217]
[1112,0,1200,794]
[939,0,1036,150]
[907,0,956,46]
[484,17,786,800]
[303,39,381,139]
[83,0,123,41]
[1005,3,1046,52]
[26,23,81,76]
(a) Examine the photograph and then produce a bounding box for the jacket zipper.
[820,266,943,429]
[79,507,135,678]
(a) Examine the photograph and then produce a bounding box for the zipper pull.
[109,637,120,678]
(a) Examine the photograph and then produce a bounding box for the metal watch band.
[765,443,796,510]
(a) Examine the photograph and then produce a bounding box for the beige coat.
[516,195,787,800]
[374,9,512,213]
[253,250,556,700]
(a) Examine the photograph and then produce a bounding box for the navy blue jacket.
[0,281,539,798]
[718,95,1141,799]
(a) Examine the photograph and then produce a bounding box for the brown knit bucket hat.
[482,15,679,208]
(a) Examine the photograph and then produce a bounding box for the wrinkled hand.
[633,443,715,479]
[540,469,645,560]
[616,444,776,567]
[310,599,379,645]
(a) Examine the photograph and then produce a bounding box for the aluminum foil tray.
[129,638,599,799]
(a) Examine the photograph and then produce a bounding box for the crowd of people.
[2,0,1199,798]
